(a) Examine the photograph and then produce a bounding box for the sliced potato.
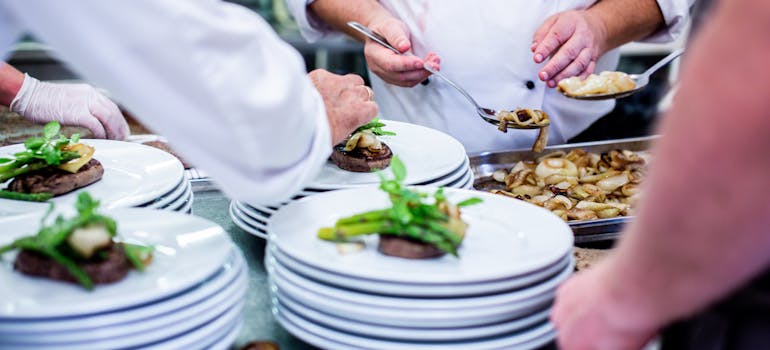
[58,143,95,173]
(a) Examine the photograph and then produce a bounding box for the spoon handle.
[640,48,685,78]
[347,21,401,54]
[422,63,483,110]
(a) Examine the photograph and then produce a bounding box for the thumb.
[379,21,411,53]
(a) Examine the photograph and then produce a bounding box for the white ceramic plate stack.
[0,209,247,350]
[0,140,191,216]
[231,120,473,239]
[265,187,574,350]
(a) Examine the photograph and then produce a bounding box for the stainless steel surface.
[470,136,658,242]
[565,48,684,101]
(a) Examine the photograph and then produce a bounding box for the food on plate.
[330,118,395,172]
[557,71,636,97]
[496,109,550,153]
[0,192,154,290]
[488,149,647,222]
[318,156,482,259]
[0,121,102,201]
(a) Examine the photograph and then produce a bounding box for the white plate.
[0,209,232,318]
[1,268,246,345]
[174,191,194,214]
[0,302,244,350]
[445,168,473,189]
[276,295,550,342]
[0,247,244,333]
[0,140,184,215]
[308,120,466,189]
[269,246,570,297]
[275,302,555,350]
[164,185,193,211]
[269,187,573,284]
[275,309,555,350]
[146,179,188,209]
[270,250,569,310]
[230,202,268,239]
[209,318,243,350]
[269,262,571,328]
[234,202,268,226]
[238,201,276,219]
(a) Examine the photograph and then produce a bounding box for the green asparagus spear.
[0,190,53,202]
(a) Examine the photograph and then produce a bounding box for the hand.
[10,74,129,140]
[551,261,659,350]
[308,69,378,145]
[365,15,440,87]
[531,10,608,88]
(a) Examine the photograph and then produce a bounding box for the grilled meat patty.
[330,142,393,172]
[378,235,446,259]
[14,243,132,285]
[8,159,103,196]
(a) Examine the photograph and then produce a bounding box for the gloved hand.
[10,74,129,140]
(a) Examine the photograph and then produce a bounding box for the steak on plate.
[378,235,446,259]
[7,158,103,196]
[14,243,132,285]
[330,142,392,172]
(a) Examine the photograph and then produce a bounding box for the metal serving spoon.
[562,48,685,101]
[347,21,544,130]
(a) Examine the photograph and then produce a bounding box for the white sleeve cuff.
[641,0,694,43]
[285,0,342,43]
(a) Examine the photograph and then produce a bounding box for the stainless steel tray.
[469,136,658,243]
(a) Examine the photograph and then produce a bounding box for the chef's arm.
[584,0,666,55]
[0,62,24,106]
[601,0,770,330]
[1,1,362,204]
[305,0,393,43]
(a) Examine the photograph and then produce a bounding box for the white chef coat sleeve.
[285,0,340,42]
[641,0,694,43]
[1,0,331,205]
[0,4,23,59]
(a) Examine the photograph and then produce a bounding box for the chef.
[287,0,692,153]
[0,1,376,205]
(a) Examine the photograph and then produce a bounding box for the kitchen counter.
[191,188,316,349]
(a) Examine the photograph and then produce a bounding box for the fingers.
[545,47,595,87]
[73,114,107,139]
[90,95,129,140]
[342,73,365,87]
[532,14,558,53]
[533,16,576,64]
[375,18,411,53]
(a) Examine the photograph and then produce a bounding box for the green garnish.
[0,190,53,202]
[317,156,482,256]
[123,243,154,272]
[0,192,147,290]
[0,121,81,184]
[353,117,396,136]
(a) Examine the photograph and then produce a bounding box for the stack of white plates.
[265,187,574,349]
[231,120,473,239]
[0,209,247,350]
[0,140,191,216]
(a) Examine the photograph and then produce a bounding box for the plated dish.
[0,192,152,290]
[331,117,394,172]
[0,121,101,202]
[318,156,482,259]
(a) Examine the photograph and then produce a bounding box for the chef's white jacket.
[0,1,332,205]
[288,0,692,153]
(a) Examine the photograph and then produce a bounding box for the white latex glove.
[10,74,129,140]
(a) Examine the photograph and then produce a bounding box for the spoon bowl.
[561,48,684,101]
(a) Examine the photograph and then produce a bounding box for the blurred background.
[4,0,686,143]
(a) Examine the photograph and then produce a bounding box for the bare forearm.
[308,0,393,42]
[606,0,770,329]
[0,62,24,106]
[587,0,665,54]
